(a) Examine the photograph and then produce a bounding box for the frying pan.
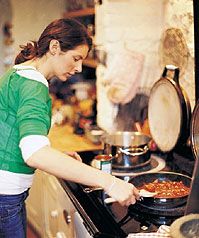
[129,172,192,208]
[148,65,191,152]
[190,99,199,160]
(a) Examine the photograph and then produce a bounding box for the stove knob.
[140,225,149,231]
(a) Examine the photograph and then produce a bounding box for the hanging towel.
[104,50,145,104]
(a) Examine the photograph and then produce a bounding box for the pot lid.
[148,67,183,152]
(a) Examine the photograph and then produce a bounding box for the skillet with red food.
[129,172,192,208]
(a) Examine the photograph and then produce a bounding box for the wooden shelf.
[63,7,97,69]
[83,58,98,68]
[63,7,95,18]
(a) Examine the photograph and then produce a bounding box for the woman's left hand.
[64,151,82,162]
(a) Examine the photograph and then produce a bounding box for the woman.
[0,18,139,237]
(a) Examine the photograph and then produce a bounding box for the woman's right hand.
[104,176,140,206]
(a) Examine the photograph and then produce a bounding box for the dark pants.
[0,190,29,238]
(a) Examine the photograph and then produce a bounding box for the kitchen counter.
[48,124,103,152]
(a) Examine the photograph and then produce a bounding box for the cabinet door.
[26,170,45,236]
[44,174,75,238]
[57,184,75,238]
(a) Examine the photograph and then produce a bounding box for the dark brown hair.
[15,18,92,64]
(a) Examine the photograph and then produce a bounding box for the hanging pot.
[101,131,151,169]
[185,100,199,215]
[148,65,191,152]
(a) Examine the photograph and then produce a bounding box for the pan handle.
[83,187,103,193]
[162,65,180,84]
[119,145,149,156]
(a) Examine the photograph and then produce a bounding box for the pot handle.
[162,65,180,84]
[119,145,149,156]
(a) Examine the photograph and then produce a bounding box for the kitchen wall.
[0,0,12,75]
[1,0,195,134]
[0,0,66,68]
[10,0,66,52]
[95,0,194,132]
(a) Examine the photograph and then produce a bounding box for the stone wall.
[95,0,194,132]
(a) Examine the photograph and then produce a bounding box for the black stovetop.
[59,149,195,238]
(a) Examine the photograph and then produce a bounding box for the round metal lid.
[148,78,182,152]
[170,214,199,238]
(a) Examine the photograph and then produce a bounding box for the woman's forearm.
[26,145,140,206]
[26,145,112,190]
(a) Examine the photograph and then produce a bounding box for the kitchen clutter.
[127,225,171,238]
[66,0,94,11]
[50,78,99,136]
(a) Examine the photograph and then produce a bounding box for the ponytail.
[14,41,38,65]
[14,18,92,65]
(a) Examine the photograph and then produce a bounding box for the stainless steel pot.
[101,131,151,169]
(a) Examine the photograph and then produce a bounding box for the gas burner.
[130,201,186,217]
[112,155,166,178]
[128,202,186,226]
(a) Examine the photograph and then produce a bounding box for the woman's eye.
[73,57,80,62]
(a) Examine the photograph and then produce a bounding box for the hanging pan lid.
[190,100,199,159]
[148,65,191,152]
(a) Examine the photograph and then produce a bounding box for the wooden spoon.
[139,189,157,197]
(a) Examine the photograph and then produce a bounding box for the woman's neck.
[19,56,52,80]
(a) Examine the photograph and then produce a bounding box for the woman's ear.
[49,39,60,55]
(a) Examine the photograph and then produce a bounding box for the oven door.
[74,212,92,238]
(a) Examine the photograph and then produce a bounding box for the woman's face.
[51,44,89,81]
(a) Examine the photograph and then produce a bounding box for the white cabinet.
[44,173,75,238]
[26,170,45,236]
[26,171,75,238]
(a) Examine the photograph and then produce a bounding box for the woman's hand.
[104,176,140,206]
[64,151,82,162]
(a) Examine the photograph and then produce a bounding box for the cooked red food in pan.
[138,179,190,198]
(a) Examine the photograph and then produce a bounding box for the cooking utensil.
[148,65,191,152]
[83,187,157,205]
[159,28,189,76]
[129,172,192,208]
[101,131,151,169]
[83,187,156,197]
[139,189,157,197]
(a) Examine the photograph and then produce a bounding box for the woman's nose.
[75,61,82,73]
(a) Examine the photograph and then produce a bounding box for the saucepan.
[130,171,192,208]
[101,131,152,169]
